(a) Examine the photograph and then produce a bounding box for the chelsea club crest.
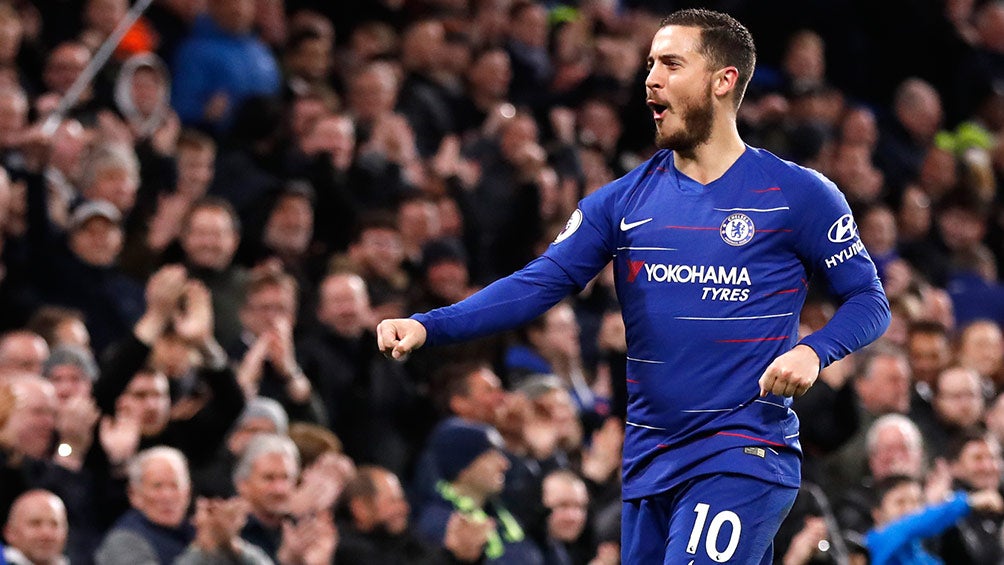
[720,213,755,246]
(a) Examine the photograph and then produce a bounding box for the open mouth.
[647,100,668,119]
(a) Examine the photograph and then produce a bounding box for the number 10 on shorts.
[686,503,742,562]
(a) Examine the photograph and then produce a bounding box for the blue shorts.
[622,473,798,564]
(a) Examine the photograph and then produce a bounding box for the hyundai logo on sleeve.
[827,214,858,243]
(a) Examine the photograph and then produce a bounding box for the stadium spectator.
[41,344,96,405]
[0,330,48,375]
[832,414,929,536]
[864,474,1003,565]
[336,465,489,563]
[297,271,424,475]
[3,489,69,565]
[826,344,913,495]
[171,0,280,132]
[190,396,289,498]
[179,198,246,349]
[94,446,194,564]
[93,265,245,467]
[233,265,320,424]
[917,365,986,459]
[235,433,336,564]
[415,419,544,564]
[24,307,90,351]
[938,430,1004,563]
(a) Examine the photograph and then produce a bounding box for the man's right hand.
[376,318,427,360]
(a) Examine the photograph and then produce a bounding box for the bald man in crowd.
[3,489,69,565]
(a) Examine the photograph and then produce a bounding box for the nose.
[270,478,291,495]
[645,66,662,91]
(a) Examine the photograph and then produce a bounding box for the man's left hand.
[758,344,820,398]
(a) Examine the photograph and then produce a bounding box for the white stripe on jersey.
[675,312,793,321]
[627,356,665,364]
[626,421,668,430]
[616,246,677,251]
[713,207,790,212]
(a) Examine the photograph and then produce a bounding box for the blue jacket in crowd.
[171,15,281,130]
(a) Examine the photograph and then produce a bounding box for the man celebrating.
[378,8,889,564]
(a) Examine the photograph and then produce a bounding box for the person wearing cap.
[28,196,145,355]
[414,418,544,564]
[41,344,98,404]
[190,397,289,498]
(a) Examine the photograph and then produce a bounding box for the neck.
[673,119,745,185]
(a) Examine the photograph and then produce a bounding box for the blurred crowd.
[0,0,1000,563]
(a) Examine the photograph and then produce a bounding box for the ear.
[712,67,740,99]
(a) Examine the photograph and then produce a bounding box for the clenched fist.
[758,344,820,398]
[376,318,428,360]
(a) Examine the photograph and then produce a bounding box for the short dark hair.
[853,341,907,381]
[352,211,399,242]
[341,465,384,505]
[873,474,919,509]
[26,306,86,346]
[432,361,490,414]
[908,320,949,340]
[660,9,756,108]
[245,263,299,303]
[944,427,993,463]
[287,27,326,54]
[176,129,216,154]
[288,422,342,468]
[184,196,242,235]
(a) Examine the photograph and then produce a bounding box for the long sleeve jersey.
[414,147,890,498]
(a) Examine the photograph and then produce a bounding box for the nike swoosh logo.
[620,217,653,231]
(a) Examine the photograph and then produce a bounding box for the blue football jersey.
[415,146,889,499]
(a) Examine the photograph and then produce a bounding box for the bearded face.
[654,78,716,154]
